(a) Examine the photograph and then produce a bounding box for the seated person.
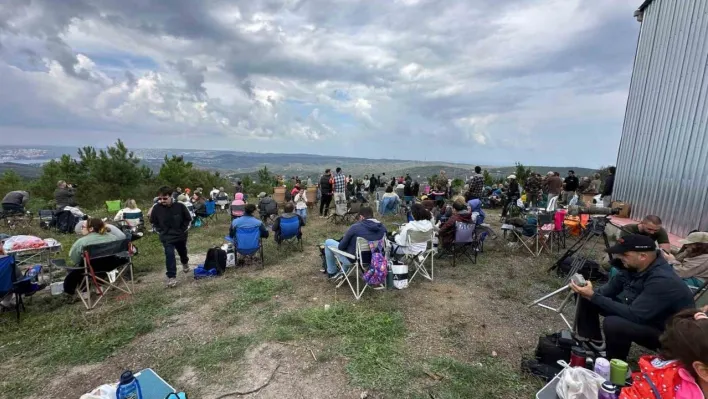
[215,187,229,209]
[621,215,671,252]
[177,194,195,219]
[64,218,123,295]
[438,196,473,248]
[391,203,434,256]
[570,234,694,361]
[467,198,497,239]
[257,192,278,222]
[2,190,29,213]
[323,206,386,279]
[231,192,246,218]
[620,308,708,398]
[665,232,708,289]
[420,195,436,212]
[229,204,269,243]
[379,186,400,215]
[192,193,207,217]
[273,203,305,243]
[74,220,127,240]
[114,199,143,229]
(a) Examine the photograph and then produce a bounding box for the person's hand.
[570,280,594,299]
[700,305,708,313]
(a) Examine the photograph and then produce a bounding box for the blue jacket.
[467,199,485,224]
[339,218,387,257]
[231,215,269,239]
[591,253,694,330]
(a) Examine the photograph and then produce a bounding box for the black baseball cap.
[606,234,656,254]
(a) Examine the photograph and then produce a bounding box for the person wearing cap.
[570,234,694,361]
[562,170,579,205]
[322,206,387,279]
[665,232,708,289]
[620,215,671,253]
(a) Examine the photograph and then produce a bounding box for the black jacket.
[319,174,333,195]
[591,253,694,330]
[602,174,615,196]
[150,201,192,244]
[564,176,579,191]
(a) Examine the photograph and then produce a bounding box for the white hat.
[508,174,517,180]
[547,171,554,176]
[679,232,708,245]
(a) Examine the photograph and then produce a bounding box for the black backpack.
[204,247,226,275]
[521,331,576,381]
[54,210,78,234]
[557,256,605,281]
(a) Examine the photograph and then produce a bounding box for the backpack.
[204,247,226,275]
[521,331,577,382]
[55,210,78,234]
[620,356,680,399]
[362,239,388,286]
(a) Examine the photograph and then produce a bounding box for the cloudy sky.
[0,0,641,167]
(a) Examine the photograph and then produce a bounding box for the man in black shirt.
[150,186,193,288]
[602,166,616,208]
[562,170,579,204]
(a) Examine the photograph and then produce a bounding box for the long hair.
[660,309,708,380]
[86,218,107,235]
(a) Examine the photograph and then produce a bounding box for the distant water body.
[4,159,55,165]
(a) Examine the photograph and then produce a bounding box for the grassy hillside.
[0,162,42,178]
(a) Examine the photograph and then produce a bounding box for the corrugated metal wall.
[614,0,708,237]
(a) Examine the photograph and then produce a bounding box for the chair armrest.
[327,246,356,260]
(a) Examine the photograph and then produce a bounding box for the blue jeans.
[296,208,307,225]
[163,240,189,278]
[324,239,351,275]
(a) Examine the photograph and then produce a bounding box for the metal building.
[614,0,708,237]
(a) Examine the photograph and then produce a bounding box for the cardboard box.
[611,201,632,218]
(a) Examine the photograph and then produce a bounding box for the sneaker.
[166,278,177,288]
[182,264,190,273]
[328,272,343,281]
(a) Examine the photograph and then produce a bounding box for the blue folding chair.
[195,201,217,226]
[232,226,264,265]
[0,255,37,323]
[277,216,303,251]
[378,196,399,216]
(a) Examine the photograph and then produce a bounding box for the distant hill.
[0,162,42,178]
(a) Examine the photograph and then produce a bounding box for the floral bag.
[362,239,388,286]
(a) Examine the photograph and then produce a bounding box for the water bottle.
[116,370,142,399]
[594,357,611,381]
[598,382,618,399]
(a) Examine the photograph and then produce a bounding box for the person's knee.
[602,316,627,338]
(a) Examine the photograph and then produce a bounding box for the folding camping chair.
[38,209,56,231]
[327,237,388,300]
[277,216,303,251]
[437,221,480,267]
[53,239,134,310]
[378,196,399,216]
[0,255,39,322]
[231,226,265,266]
[501,215,542,257]
[195,200,217,226]
[694,282,708,308]
[404,230,435,283]
[105,200,122,215]
[343,200,363,224]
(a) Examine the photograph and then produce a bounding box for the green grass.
[422,357,542,399]
[273,303,410,389]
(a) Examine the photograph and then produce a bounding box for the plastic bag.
[2,235,47,252]
[80,384,117,399]
[556,367,605,399]
[226,253,235,268]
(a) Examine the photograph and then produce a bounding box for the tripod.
[530,216,614,330]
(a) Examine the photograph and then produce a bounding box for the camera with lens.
[566,205,619,217]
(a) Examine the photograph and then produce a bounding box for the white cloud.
[0,0,640,166]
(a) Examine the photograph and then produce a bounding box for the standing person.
[545,172,562,203]
[466,166,485,201]
[319,169,333,218]
[524,173,542,208]
[562,170,579,204]
[150,186,193,288]
[294,185,308,224]
[369,173,377,198]
[346,175,355,199]
[54,180,77,209]
[1,190,29,213]
[602,166,616,208]
[501,175,521,219]
[332,167,347,215]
